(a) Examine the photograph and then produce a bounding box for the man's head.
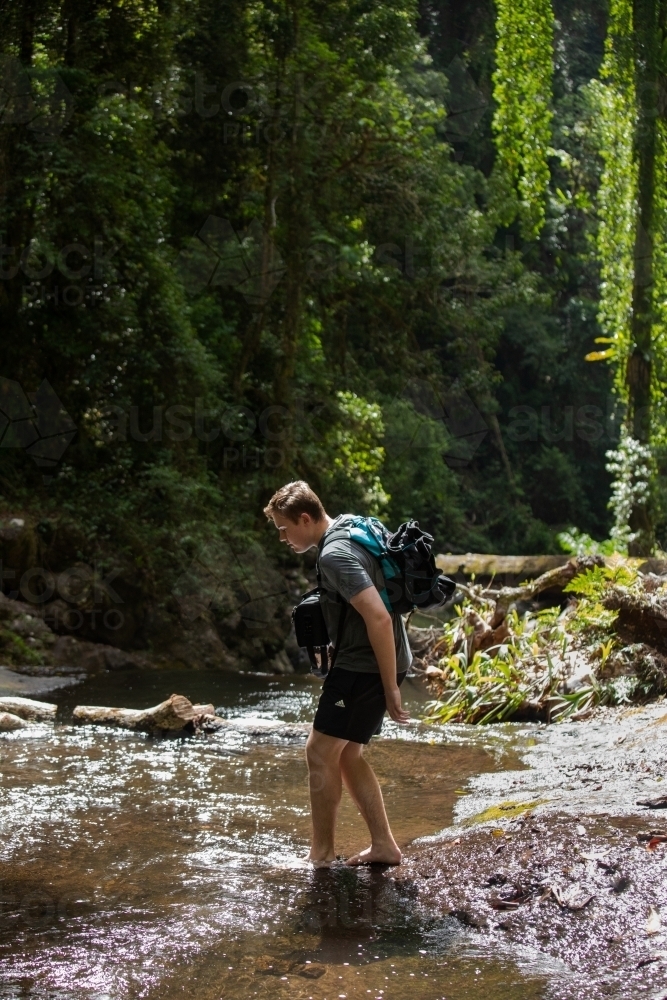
[263,480,329,553]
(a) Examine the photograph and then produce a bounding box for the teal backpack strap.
[347,517,398,613]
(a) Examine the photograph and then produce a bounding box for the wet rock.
[612,874,632,893]
[0,710,29,731]
[291,962,326,979]
[254,956,325,979]
[52,635,150,672]
[0,666,81,698]
[400,805,667,996]
[637,558,667,576]
[636,794,667,809]
[254,956,291,976]
[563,664,595,694]
[0,519,38,587]
[215,717,310,738]
[451,907,488,927]
[269,649,295,674]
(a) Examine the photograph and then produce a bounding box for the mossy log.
[436,553,570,580]
[73,693,220,732]
[0,696,57,722]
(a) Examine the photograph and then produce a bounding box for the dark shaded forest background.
[0,0,618,609]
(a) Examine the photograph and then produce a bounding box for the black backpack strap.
[316,529,348,673]
[329,601,348,669]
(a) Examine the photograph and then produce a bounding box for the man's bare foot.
[345,844,402,866]
[307,852,336,868]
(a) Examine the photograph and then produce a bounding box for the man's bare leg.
[339,741,401,865]
[305,729,347,865]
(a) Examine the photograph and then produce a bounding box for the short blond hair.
[263,480,326,523]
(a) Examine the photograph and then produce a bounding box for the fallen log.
[436,553,570,579]
[0,711,30,731]
[0,696,57,722]
[488,555,605,628]
[73,693,220,732]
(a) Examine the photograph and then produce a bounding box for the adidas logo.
[335,699,345,708]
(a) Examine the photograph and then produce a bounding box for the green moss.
[465,799,548,826]
[0,629,43,666]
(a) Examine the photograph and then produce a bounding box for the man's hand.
[384,685,410,724]
[350,585,409,723]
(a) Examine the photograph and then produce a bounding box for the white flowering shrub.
[556,527,616,556]
[605,429,655,551]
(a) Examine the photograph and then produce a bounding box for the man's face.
[272,512,317,553]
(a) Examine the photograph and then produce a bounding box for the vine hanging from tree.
[585,0,636,395]
[491,0,555,238]
[587,0,667,553]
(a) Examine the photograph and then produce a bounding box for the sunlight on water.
[0,672,551,1000]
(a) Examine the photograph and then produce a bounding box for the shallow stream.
[0,670,570,999]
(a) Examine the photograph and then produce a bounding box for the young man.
[264,480,412,866]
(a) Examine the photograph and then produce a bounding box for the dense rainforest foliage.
[0,0,665,600]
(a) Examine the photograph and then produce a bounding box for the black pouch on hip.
[292,588,347,679]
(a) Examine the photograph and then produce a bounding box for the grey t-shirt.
[317,514,412,674]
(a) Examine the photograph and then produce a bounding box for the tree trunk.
[233,94,281,397]
[626,0,662,554]
[273,30,308,465]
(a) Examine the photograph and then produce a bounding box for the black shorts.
[312,668,407,745]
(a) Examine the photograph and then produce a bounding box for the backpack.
[344,516,455,614]
[291,516,455,677]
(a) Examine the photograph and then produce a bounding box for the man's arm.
[349,585,410,724]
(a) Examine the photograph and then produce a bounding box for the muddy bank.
[397,702,667,997]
